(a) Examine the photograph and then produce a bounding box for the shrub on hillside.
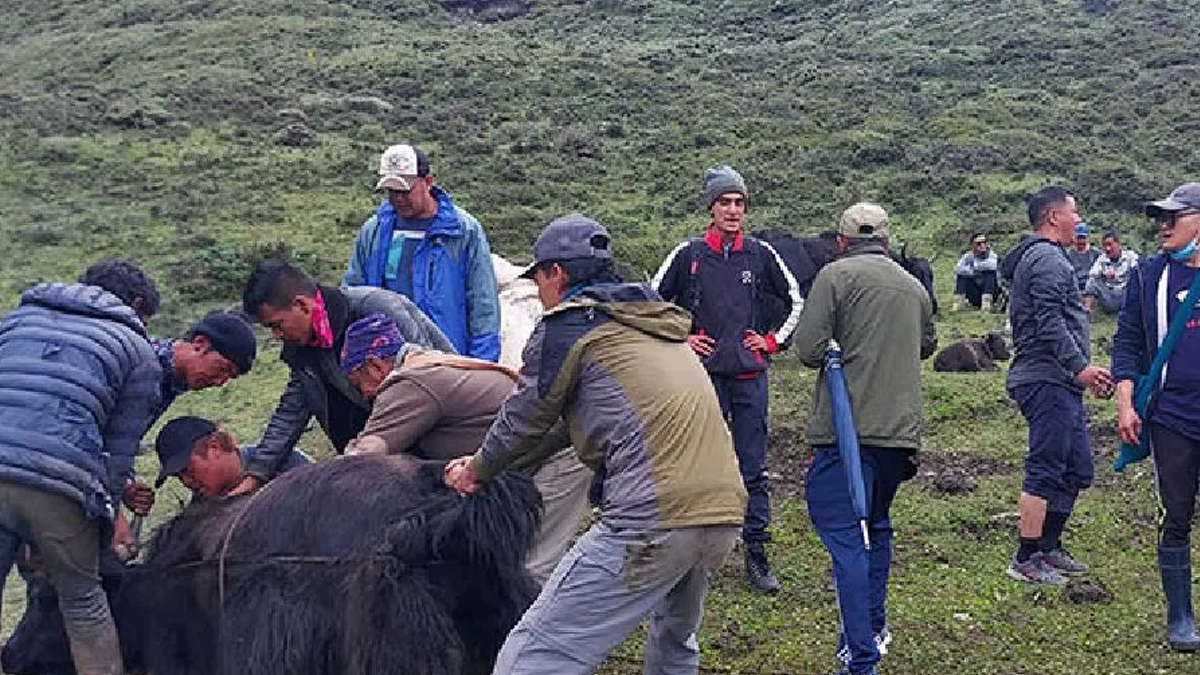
[169,239,325,304]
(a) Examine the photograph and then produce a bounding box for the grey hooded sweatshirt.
[1000,235,1090,394]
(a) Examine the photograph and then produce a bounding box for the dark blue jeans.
[954,271,999,307]
[709,373,770,544]
[1011,383,1092,514]
[806,446,913,675]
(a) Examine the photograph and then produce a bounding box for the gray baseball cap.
[518,214,612,279]
[1146,183,1200,218]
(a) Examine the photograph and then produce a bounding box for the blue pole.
[825,340,870,550]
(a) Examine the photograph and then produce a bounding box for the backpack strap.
[682,238,705,316]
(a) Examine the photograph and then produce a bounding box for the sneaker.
[744,545,781,595]
[1040,548,1089,575]
[836,626,892,665]
[1007,552,1067,585]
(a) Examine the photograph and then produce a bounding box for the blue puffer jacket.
[0,284,162,520]
[343,187,501,362]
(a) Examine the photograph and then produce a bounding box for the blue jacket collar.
[375,186,461,238]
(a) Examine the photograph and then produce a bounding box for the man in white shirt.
[1084,231,1139,316]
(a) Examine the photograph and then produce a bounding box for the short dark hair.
[413,147,431,177]
[1026,186,1075,228]
[1102,231,1121,243]
[970,232,986,243]
[80,260,160,317]
[560,258,622,286]
[242,260,317,319]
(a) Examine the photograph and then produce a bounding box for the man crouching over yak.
[445,214,748,675]
[339,313,592,585]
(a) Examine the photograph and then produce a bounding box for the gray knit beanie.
[703,165,748,209]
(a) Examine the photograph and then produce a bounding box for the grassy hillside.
[1,1,1197,673]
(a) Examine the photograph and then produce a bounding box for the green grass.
[1,0,1196,672]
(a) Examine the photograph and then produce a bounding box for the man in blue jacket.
[1000,187,1113,586]
[0,260,163,675]
[1112,182,1200,651]
[344,143,502,362]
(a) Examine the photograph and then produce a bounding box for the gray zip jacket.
[1001,236,1090,394]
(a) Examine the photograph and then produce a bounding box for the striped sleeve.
[759,240,804,345]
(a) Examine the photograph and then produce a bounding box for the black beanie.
[188,311,256,374]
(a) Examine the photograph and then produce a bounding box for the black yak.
[933,332,1011,372]
[2,455,541,675]
[754,229,939,314]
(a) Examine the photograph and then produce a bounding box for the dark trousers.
[1150,424,1200,548]
[1011,383,1093,514]
[954,271,999,307]
[710,373,770,543]
[0,481,122,675]
[806,446,914,675]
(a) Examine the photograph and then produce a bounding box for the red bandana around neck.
[309,289,335,349]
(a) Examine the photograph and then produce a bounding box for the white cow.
[492,254,544,370]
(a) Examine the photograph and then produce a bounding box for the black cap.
[188,311,256,374]
[154,416,217,487]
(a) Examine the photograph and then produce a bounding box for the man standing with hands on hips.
[653,164,802,594]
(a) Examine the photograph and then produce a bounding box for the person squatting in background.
[952,233,999,312]
[1083,231,1139,318]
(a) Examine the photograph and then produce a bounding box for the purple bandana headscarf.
[340,313,406,374]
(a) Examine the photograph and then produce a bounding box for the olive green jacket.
[471,282,747,530]
[793,244,937,449]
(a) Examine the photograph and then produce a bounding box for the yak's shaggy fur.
[4,455,542,675]
[933,332,1011,372]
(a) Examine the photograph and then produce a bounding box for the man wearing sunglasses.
[344,144,502,362]
[952,233,999,311]
[1112,183,1200,651]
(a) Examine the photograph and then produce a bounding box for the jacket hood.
[21,283,147,336]
[999,235,1057,284]
[560,282,691,342]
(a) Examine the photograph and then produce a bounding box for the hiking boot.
[951,294,966,312]
[826,667,879,675]
[981,293,994,312]
[745,545,781,595]
[1040,548,1089,576]
[836,626,892,665]
[1006,552,1067,585]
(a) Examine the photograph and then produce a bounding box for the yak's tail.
[432,471,544,671]
[435,470,543,575]
[344,517,465,675]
